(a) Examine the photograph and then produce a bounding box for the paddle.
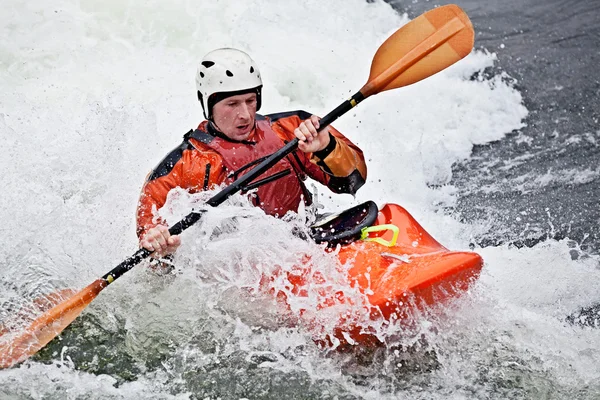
[0,4,474,369]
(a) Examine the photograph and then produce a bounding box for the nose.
[237,103,251,121]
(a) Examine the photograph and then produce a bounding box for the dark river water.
[389,0,600,324]
[1,1,599,399]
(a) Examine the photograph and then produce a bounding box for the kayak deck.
[341,203,482,319]
[288,203,483,348]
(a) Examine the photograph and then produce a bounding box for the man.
[137,48,367,256]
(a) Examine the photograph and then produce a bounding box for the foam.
[6,1,591,399]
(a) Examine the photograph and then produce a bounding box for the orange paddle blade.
[0,289,78,337]
[361,4,474,97]
[0,279,106,369]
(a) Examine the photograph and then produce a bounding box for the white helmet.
[195,48,263,120]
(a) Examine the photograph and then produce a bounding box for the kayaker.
[137,48,367,256]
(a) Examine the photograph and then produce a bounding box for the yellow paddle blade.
[0,279,106,369]
[361,4,474,97]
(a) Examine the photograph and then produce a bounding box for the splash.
[1,0,573,399]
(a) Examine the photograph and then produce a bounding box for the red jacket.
[136,110,367,238]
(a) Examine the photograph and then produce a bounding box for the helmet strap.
[198,91,210,120]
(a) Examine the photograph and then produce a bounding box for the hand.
[294,115,331,153]
[140,225,181,257]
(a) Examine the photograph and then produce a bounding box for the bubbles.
[3,0,596,399]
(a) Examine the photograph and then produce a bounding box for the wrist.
[313,133,336,159]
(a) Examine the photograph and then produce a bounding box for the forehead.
[219,92,257,104]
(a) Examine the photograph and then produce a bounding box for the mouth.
[237,123,250,132]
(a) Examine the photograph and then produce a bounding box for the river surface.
[393,0,600,327]
[1,0,599,399]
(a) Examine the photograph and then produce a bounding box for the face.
[212,92,257,141]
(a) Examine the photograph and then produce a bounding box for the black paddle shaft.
[101,90,366,283]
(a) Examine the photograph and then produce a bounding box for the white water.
[1,0,599,398]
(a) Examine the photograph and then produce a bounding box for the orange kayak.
[273,202,484,348]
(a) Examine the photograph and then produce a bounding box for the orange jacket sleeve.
[136,140,227,239]
[267,110,367,194]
